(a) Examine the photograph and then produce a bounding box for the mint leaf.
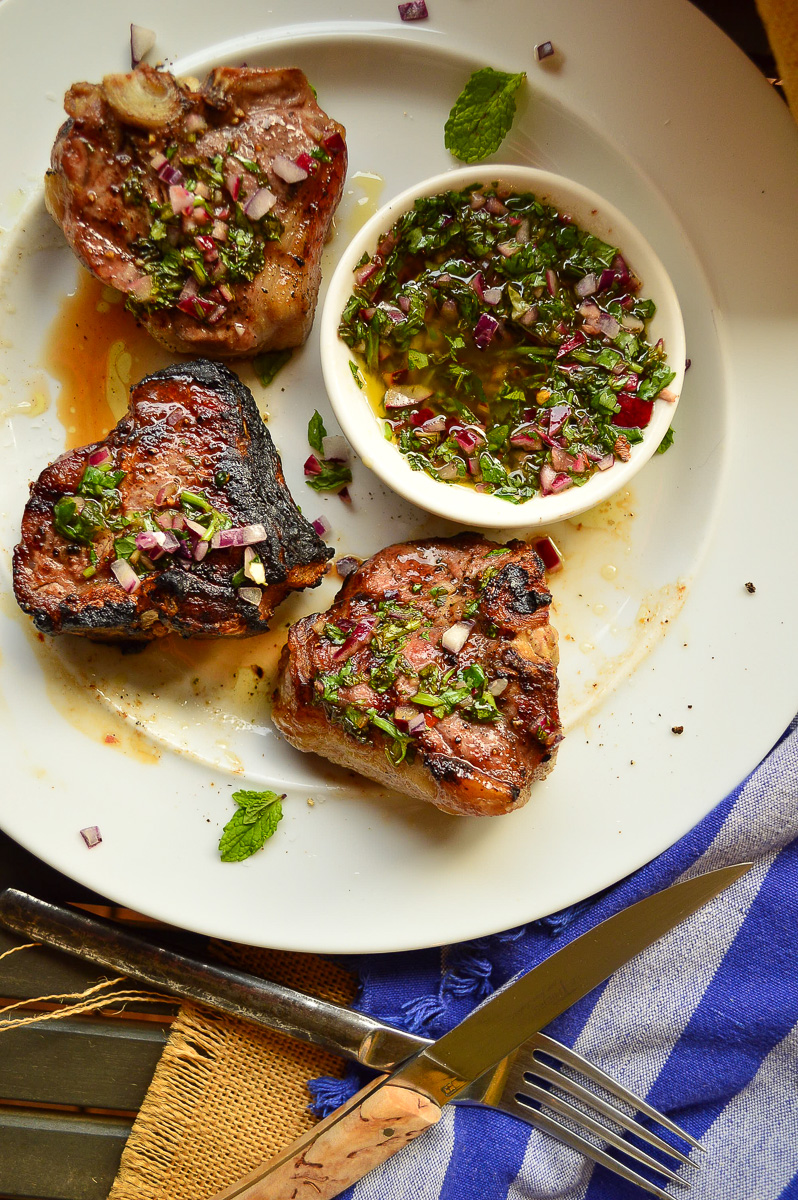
[253,348,292,387]
[445,68,526,163]
[308,410,328,454]
[656,426,675,455]
[219,789,284,863]
[305,460,352,493]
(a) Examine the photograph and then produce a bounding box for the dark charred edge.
[498,644,559,692]
[136,360,333,579]
[483,560,552,615]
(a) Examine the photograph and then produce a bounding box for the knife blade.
[208,861,750,1200]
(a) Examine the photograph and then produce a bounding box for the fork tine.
[516,1081,689,1188]
[526,1057,696,1168]
[533,1034,703,1151]
[515,1103,676,1200]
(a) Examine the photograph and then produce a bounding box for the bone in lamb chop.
[272,534,562,816]
[13,360,332,640]
[45,65,347,357]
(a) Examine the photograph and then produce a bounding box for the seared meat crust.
[45,66,346,357]
[13,360,331,639]
[272,535,561,816]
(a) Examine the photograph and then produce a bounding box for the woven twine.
[103,943,357,1199]
[757,0,798,116]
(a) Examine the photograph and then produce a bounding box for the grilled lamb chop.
[13,360,331,640]
[45,66,346,357]
[272,535,561,816]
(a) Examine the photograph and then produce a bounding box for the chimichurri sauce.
[338,185,676,503]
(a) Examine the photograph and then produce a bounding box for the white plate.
[0,0,796,953]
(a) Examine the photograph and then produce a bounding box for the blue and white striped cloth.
[310,717,798,1199]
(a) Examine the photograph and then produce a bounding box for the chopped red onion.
[312,516,331,538]
[338,486,352,504]
[597,268,616,292]
[410,407,435,427]
[183,517,207,538]
[418,414,447,434]
[393,705,418,728]
[497,241,516,258]
[441,620,474,654]
[407,711,427,735]
[398,0,428,18]
[597,311,620,339]
[467,456,480,476]
[620,314,645,332]
[578,298,601,322]
[398,295,411,313]
[185,113,206,135]
[80,825,102,849]
[515,219,531,245]
[485,196,507,216]
[470,271,485,300]
[474,312,500,350]
[321,436,349,463]
[596,453,615,471]
[354,260,378,287]
[333,617,377,661]
[510,427,541,451]
[454,427,482,454]
[384,385,431,409]
[556,330,586,359]
[244,546,266,584]
[547,404,571,438]
[211,524,267,550]
[304,454,322,476]
[539,463,573,495]
[155,481,178,505]
[532,535,563,572]
[488,677,508,697]
[111,558,140,593]
[88,446,111,467]
[551,445,576,471]
[212,219,229,242]
[150,151,167,171]
[545,268,559,296]
[169,185,194,215]
[534,40,555,61]
[130,24,156,67]
[244,187,277,220]
[336,556,360,578]
[323,131,346,155]
[193,540,209,562]
[483,286,502,306]
[225,172,242,202]
[272,155,308,184]
[238,587,262,606]
[436,461,460,481]
[575,273,598,298]
[658,387,678,402]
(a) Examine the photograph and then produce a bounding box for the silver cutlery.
[0,886,715,1197]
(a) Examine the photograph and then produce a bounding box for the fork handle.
[209,1076,441,1200]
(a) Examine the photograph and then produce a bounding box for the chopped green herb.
[308,410,327,455]
[349,360,365,389]
[656,426,675,454]
[218,789,284,862]
[253,348,292,387]
[444,67,526,163]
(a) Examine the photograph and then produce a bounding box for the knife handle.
[209,1075,441,1200]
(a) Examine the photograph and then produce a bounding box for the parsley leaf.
[444,68,526,163]
[308,410,328,454]
[253,348,292,387]
[218,789,284,863]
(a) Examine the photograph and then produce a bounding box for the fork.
[0,889,699,1198]
[458,1032,698,1198]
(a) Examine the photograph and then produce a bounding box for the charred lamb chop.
[45,66,346,357]
[13,361,331,640]
[272,535,562,816]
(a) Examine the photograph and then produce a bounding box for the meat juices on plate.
[13,360,332,640]
[45,65,347,357]
[272,535,562,815]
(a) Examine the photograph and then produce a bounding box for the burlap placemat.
[108,944,357,1200]
[757,0,798,116]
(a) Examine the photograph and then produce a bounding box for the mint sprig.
[444,67,526,163]
[219,788,284,862]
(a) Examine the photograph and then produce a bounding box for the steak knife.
[207,862,750,1200]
